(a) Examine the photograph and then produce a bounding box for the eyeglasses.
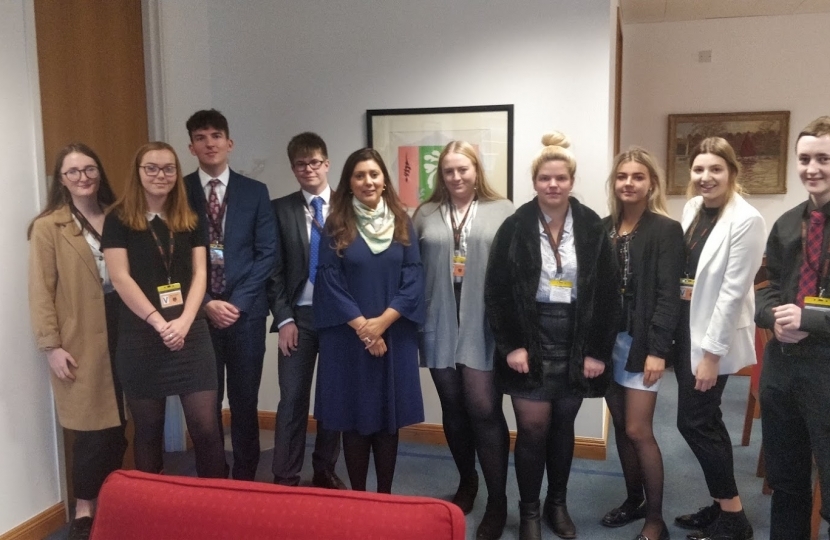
[292,159,325,171]
[140,164,177,176]
[62,166,100,182]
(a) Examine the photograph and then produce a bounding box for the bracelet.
[144,310,158,322]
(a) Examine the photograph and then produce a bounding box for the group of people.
[27,109,830,540]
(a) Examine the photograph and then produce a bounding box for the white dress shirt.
[535,205,578,302]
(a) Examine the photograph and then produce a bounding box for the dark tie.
[796,210,826,307]
[208,179,226,296]
[309,196,324,284]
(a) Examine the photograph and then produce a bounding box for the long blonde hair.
[606,146,669,226]
[422,141,503,207]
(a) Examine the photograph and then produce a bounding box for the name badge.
[680,278,695,301]
[210,243,225,267]
[452,255,466,278]
[804,296,830,313]
[549,278,573,304]
[158,282,183,308]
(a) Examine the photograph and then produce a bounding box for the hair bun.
[541,131,570,149]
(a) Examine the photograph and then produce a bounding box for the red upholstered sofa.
[90,470,466,539]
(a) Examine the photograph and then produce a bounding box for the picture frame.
[666,110,790,195]
[366,105,514,209]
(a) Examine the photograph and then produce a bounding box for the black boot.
[519,500,542,540]
[476,496,507,540]
[544,491,576,539]
[451,473,479,515]
[687,509,753,540]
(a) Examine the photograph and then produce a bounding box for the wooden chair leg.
[742,391,757,446]
[757,443,766,478]
[811,477,822,540]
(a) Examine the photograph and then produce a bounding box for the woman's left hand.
[583,356,606,379]
[367,337,387,357]
[159,317,192,352]
[694,351,720,392]
[643,355,666,387]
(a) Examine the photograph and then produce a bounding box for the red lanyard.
[538,208,565,275]
[449,199,475,252]
[147,219,175,284]
[800,216,830,292]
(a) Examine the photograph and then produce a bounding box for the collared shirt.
[535,205,578,302]
[294,185,332,308]
[198,167,230,233]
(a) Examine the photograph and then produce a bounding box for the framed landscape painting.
[666,111,789,195]
[367,105,514,210]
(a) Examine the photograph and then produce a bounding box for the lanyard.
[208,196,228,241]
[800,216,830,295]
[449,199,475,252]
[69,203,102,248]
[684,209,717,256]
[538,208,565,275]
[147,219,175,284]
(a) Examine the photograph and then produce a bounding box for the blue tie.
[309,196,324,284]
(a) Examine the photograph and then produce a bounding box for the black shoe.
[68,516,93,540]
[519,500,542,540]
[675,502,721,530]
[686,510,753,540]
[312,470,347,490]
[602,498,647,528]
[544,491,576,539]
[635,522,670,540]
[476,496,507,540]
[451,473,479,515]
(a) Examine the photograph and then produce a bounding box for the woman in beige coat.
[28,143,126,540]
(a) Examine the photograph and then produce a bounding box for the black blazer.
[485,198,620,398]
[601,211,684,372]
[268,191,311,332]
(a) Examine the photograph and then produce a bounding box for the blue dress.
[313,223,425,435]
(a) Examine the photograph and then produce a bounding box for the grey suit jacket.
[414,198,514,370]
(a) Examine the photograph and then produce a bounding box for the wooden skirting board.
[219,409,607,461]
[0,503,65,540]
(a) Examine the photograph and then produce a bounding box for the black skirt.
[507,302,575,400]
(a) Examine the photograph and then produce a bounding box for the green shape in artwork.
[419,146,443,202]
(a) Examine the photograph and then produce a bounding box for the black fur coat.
[484,198,620,398]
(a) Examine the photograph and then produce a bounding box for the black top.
[603,211,685,371]
[102,213,207,321]
[684,205,719,277]
[757,200,830,344]
[485,198,620,398]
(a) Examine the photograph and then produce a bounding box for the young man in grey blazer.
[268,132,343,488]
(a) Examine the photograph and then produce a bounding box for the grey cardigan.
[414,198,515,370]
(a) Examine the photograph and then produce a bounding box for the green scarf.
[352,197,395,254]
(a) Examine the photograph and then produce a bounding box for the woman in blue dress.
[313,147,425,493]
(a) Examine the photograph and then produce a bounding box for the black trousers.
[211,312,266,481]
[761,339,830,539]
[674,310,739,500]
[272,306,341,485]
[72,292,127,500]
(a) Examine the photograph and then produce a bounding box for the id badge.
[210,243,225,267]
[680,278,695,301]
[804,296,830,313]
[452,254,466,278]
[549,278,573,303]
[158,282,183,309]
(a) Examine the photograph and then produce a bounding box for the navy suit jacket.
[185,169,277,319]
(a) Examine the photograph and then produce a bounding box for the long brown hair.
[326,148,410,256]
[27,143,115,239]
[421,141,503,208]
[109,142,197,232]
[606,146,669,226]
[685,137,743,204]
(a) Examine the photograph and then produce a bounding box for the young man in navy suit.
[756,116,830,539]
[184,109,277,481]
[268,132,343,488]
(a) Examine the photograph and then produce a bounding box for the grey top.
[414,198,515,370]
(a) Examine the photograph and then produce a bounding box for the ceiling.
[620,0,830,23]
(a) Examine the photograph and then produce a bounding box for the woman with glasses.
[599,148,683,540]
[413,141,513,539]
[485,133,619,540]
[102,142,225,478]
[28,143,127,540]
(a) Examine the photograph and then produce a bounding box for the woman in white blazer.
[673,137,765,540]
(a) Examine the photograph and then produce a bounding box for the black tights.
[128,390,225,478]
[342,430,399,493]
[512,395,583,503]
[606,382,664,537]
[430,366,509,502]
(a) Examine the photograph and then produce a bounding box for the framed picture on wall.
[366,105,514,210]
[666,110,790,195]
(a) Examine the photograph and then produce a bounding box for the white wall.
[153,0,618,438]
[0,0,62,533]
[620,13,830,225]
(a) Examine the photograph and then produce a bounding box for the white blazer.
[681,194,766,375]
